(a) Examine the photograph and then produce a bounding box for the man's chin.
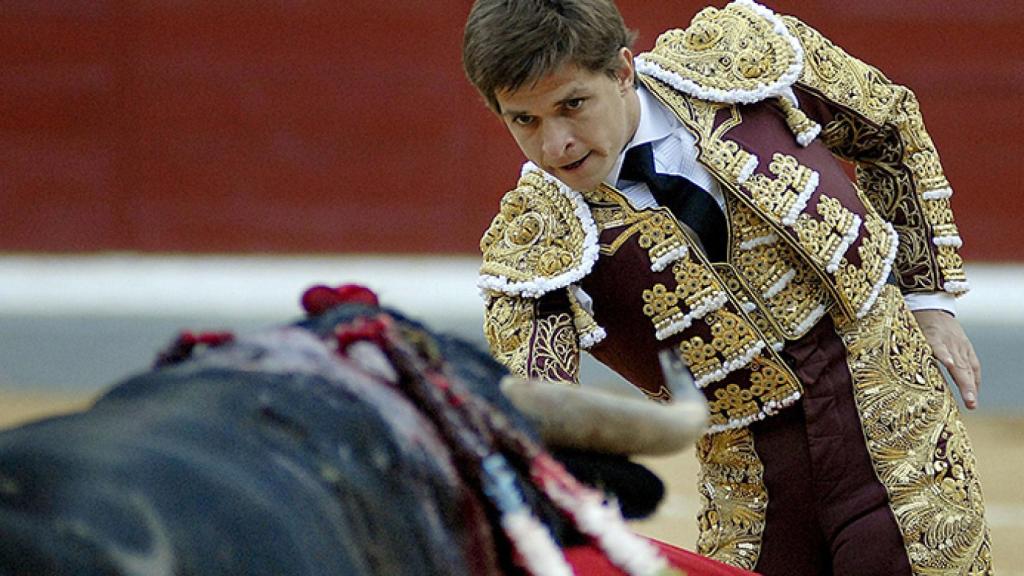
[551,170,602,192]
[557,176,598,191]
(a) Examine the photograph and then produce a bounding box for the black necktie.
[620,143,727,262]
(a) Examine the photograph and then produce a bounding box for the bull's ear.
[550,449,664,520]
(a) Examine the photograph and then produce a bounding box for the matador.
[463,1,991,574]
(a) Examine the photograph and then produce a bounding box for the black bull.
[0,299,667,576]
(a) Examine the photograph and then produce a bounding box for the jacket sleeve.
[482,290,581,385]
[783,15,969,296]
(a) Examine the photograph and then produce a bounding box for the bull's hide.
[0,302,659,576]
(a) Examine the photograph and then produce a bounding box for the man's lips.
[560,152,591,171]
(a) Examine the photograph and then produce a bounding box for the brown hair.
[462,0,637,112]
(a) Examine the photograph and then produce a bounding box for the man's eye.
[564,98,584,110]
[513,115,535,126]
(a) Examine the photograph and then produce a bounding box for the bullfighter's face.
[495,48,640,192]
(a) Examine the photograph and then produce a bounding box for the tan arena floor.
[2,392,1021,573]
[633,411,1024,574]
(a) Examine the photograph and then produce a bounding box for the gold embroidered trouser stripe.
[695,427,767,571]
[836,285,992,574]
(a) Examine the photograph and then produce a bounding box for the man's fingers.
[967,345,982,394]
[911,309,982,410]
[952,366,977,409]
[943,351,978,409]
[931,341,977,409]
[954,340,982,403]
[930,340,953,371]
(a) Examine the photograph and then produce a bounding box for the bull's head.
[0,284,720,576]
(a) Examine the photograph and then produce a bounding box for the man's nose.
[541,120,574,160]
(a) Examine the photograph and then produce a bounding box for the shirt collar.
[605,84,678,186]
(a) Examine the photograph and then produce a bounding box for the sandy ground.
[632,411,1024,574]
[2,392,1021,573]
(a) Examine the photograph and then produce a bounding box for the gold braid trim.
[712,263,786,352]
[483,294,534,380]
[585,181,803,430]
[823,112,940,292]
[727,198,833,340]
[635,0,801,105]
[785,15,968,294]
[642,74,897,321]
[483,294,580,385]
[566,287,605,349]
[835,285,991,574]
[529,311,581,385]
[696,427,767,570]
[479,167,598,298]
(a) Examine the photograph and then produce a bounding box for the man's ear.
[615,47,636,91]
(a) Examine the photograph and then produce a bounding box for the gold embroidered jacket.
[479,0,968,432]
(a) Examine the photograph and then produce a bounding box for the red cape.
[565,538,759,575]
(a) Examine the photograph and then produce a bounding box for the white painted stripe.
[0,255,1021,324]
[954,263,1024,324]
[0,254,483,323]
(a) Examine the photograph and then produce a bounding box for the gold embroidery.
[905,146,949,193]
[745,307,784,351]
[483,296,579,384]
[642,3,799,99]
[740,145,895,321]
[482,295,535,378]
[727,200,833,339]
[678,336,719,382]
[836,286,991,573]
[590,204,631,232]
[640,384,673,403]
[786,16,968,293]
[567,288,601,345]
[530,312,580,384]
[637,212,688,265]
[832,211,895,317]
[887,96,966,290]
[708,383,757,425]
[785,16,898,126]
[674,257,725,309]
[706,356,795,426]
[636,221,729,340]
[704,136,758,185]
[775,94,819,142]
[480,171,589,286]
[744,153,816,223]
[709,311,753,362]
[582,153,805,431]
[794,196,858,269]
[677,309,759,385]
[747,356,797,408]
[639,77,758,187]
[937,246,967,284]
[642,283,682,333]
[826,112,940,292]
[741,152,880,314]
[696,427,766,570]
[585,185,692,262]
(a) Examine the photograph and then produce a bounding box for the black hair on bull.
[0,294,663,576]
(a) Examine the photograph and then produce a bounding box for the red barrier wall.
[1,1,1021,258]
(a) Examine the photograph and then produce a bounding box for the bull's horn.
[501,351,708,456]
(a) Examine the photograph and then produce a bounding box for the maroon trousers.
[748,316,911,576]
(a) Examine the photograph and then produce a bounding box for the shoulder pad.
[479,163,599,298]
[635,0,803,105]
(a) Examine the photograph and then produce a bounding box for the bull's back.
[0,359,484,576]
